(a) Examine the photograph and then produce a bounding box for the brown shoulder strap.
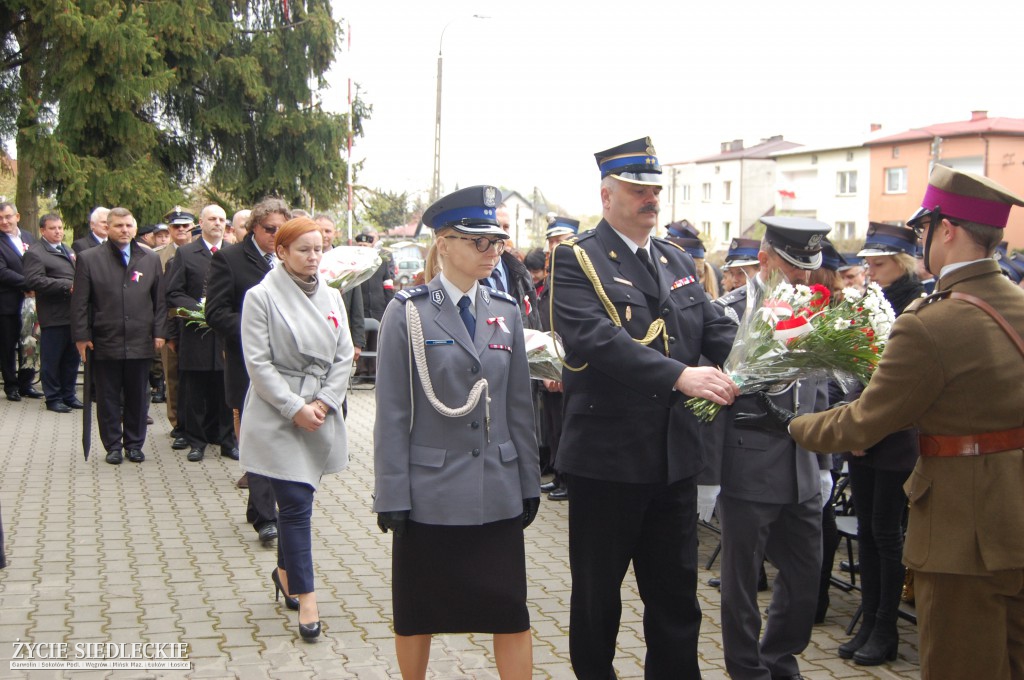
[950,291,1024,359]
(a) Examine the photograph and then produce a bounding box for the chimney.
[721,141,730,153]
[971,110,988,121]
[870,123,882,132]
[732,139,744,151]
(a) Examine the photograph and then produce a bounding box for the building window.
[835,221,856,239]
[682,184,691,202]
[892,146,900,159]
[836,170,857,195]
[723,222,731,240]
[885,167,907,194]
[701,221,711,234]
[723,181,732,202]
[846,151,854,161]
[702,183,712,201]
[811,155,818,165]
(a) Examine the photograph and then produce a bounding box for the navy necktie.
[458,296,475,339]
[636,247,657,282]
[490,266,506,292]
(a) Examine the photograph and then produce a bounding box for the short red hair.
[274,217,322,255]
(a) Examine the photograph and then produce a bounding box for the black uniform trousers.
[0,313,20,393]
[40,325,80,405]
[566,474,702,680]
[178,369,235,451]
[92,358,150,451]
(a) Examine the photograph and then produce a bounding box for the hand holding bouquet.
[687,272,895,421]
[175,298,210,334]
[319,246,382,292]
[522,329,564,382]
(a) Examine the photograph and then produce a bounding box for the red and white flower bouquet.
[319,246,382,293]
[687,271,895,422]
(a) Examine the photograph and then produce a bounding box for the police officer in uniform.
[549,137,738,679]
[702,217,833,680]
[739,165,1024,680]
[374,185,540,679]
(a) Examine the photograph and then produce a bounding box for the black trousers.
[92,358,150,451]
[270,478,316,595]
[40,325,80,404]
[566,474,702,680]
[0,313,20,392]
[178,369,235,450]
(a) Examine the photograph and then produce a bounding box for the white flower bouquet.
[319,246,382,292]
[522,329,564,382]
[687,271,896,422]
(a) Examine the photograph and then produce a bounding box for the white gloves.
[697,485,721,523]
[819,471,834,509]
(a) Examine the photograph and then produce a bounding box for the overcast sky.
[328,0,1022,217]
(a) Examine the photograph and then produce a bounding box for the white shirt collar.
[202,239,223,253]
[439,272,478,318]
[608,225,652,257]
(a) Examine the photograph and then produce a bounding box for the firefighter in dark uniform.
[549,137,738,679]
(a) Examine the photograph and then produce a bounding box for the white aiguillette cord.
[405,301,491,441]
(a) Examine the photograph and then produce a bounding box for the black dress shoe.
[171,436,189,450]
[221,447,240,460]
[5,389,20,402]
[169,427,183,438]
[146,415,154,424]
[547,487,568,501]
[126,449,145,463]
[21,387,44,399]
[540,481,558,493]
[64,397,85,409]
[186,446,205,462]
[771,675,807,680]
[259,524,278,546]
[46,402,73,413]
[105,449,124,465]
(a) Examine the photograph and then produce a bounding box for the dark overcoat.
[165,239,222,371]
[23,240,75,328]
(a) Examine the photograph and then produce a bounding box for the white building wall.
[775,147,871,240]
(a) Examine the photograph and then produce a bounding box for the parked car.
[395,259,424,286]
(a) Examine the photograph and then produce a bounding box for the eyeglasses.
[259,225,279,235]
[446,235,505,254]
[172,224,192,229]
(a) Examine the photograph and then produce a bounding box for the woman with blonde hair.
[239,217,353,641]
[374,186,540,680]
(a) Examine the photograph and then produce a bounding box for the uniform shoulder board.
[395,285,429,303]
[572,231,596,244]
[715,287,745,307]
[657,236,687,255]
[488,289,519,306]
[904,289,949,314]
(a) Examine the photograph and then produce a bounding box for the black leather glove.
[733,391,796,435]
[377,510,410,536]
[522,497,540,528]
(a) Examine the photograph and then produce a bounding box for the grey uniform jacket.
[238,267,353,490]
[704,284,830,503]
[373,278,541,526]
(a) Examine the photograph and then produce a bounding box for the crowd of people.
[1,137,1023,680]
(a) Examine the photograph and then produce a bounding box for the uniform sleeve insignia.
[430,289,444,305]
[722,305,740,324]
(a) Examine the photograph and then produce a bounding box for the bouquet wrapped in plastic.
[175,298,210,334]
[319,246,382,293]
[522,329,564,382]
[687,271,896,422]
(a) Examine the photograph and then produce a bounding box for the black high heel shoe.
[298,599,321,642]
[271,568,299,611]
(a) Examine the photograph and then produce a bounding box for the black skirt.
[392,516,529,636]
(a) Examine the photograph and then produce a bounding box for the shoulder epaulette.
[715,287,746,307]
[657,236,688,255]
[485,288,519,306]
[904,289,948,314]
[395,285,429,303]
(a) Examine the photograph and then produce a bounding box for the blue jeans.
[269,478,316,595]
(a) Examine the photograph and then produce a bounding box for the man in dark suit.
[0,201,41,401]
[23,213,82,412]
[205,197,291,545]
[165,204,236,463]
[72,207,166,464]
[704,218,832,680]
[484,202,541,330]
[71,206,110,254]
[549,137,738,679]
[352,231,393,380]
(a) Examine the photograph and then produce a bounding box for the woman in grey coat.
[374,186,540,680]
[240,217,353,642]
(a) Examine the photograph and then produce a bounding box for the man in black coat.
[72,207,166,464]
[71,206,110,254]
[0,201,41,401]
[23,214,81,412]
[549,138,738,679]
[165,204,236,463]
[352,231,392,380]
[205,198,290,545]
[484,203,541,330]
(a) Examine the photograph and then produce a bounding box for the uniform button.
[471,448,480,457]
[669,336,676,344]
[470,364,480,374]
[738,437,744,445]
[661,307,670,316]
[689,296,695,301]
[471,421,480,429]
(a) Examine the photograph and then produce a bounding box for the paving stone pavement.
[0,385,920,679]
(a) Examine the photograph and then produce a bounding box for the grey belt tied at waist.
[274,363,329,398]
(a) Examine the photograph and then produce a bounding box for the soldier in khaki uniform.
[738,164,1024,680]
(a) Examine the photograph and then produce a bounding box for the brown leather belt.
[919,427,1024,457]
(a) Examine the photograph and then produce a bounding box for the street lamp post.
[430,15,489,204]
